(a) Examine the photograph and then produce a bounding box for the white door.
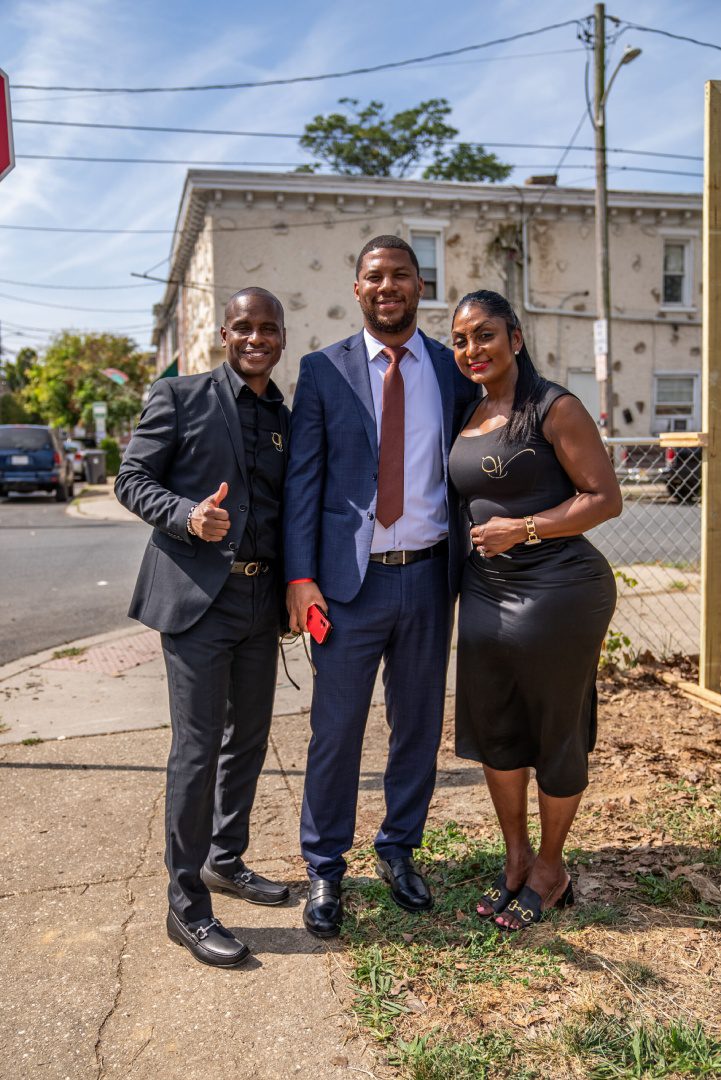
[567,369,600,423]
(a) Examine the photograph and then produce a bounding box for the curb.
[0,625,150,684]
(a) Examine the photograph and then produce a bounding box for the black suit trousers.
[161,571,279,923]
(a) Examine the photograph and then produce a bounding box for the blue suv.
[0,424,75,501]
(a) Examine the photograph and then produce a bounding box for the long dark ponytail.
[452,289,546,446]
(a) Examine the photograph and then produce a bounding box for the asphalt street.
[0,495,150,665]
[589,498,700,567]
[0,493,700,667]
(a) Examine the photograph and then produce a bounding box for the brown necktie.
[375,346,407,528]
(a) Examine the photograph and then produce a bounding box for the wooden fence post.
[700,80,721,693]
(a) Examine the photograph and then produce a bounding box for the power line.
[0,223,175,234]
[0,277,156,291]
[0,170,703,245]
[10,21,582,93]
[1,320,155,335]
[12,117,703,161]
[18,154,306,166]
[0,211,393,236]
[620,21,721,52]
[13,152,704,177]
[0,291,152,313]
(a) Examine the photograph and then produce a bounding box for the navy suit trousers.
[300,557,453,881]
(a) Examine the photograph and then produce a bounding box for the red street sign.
[0,68,15,182]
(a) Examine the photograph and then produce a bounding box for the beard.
[360,296,419,336]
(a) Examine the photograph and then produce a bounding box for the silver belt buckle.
[244,561,260,577]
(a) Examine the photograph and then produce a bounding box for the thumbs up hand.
[189,481,231,541]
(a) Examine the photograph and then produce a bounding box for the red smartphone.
[307,603,333,645]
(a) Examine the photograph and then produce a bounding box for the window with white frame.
[652,373,698,432]
[409,229,442,302]
[662,239,692,307]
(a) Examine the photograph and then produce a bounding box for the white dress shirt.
[363,327,447,553]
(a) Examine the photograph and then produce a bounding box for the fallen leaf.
[455,908,468,922]
[672,870,721,904]
[576,870,603,897]
[669,863,706,879]
[401,932,414,944]
[405,993,427,1013]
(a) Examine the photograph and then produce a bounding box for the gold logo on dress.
[481,448,535,479]
[272,432,284,452]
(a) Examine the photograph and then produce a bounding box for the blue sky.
[0,0,718,361]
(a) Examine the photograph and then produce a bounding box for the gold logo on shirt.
[481,448,535,479]
[272,432,284,452]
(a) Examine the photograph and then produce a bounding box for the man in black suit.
[116,288,290,968]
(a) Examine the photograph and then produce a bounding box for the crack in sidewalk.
[93,785,164,1079]
[268,729,301,819]
[0,870,162,902]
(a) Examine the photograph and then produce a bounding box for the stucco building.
[152,170,702,437]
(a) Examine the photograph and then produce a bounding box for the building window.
[653,374,698,432]
[409,229,442,302]
[662,239,691,306]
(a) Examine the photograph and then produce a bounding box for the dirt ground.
[337,663,721,1078]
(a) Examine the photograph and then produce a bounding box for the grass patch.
[642,782,721,856]
[21,737,43,746]
[342,821,720,1077]
[343,823,567,1056]
[389,1030,525,1079]
[634,871,696,907]
[51,646,86,660]
[566,903,622,930]
[563,1013,721,1078]
[0,721,9,734]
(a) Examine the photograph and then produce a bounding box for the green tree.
[0,348,41,422]
[22,333,153,435]
[297,97,511,182]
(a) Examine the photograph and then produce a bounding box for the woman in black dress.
[448,290,621,931]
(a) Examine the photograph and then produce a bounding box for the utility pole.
[593,2,613,435]
[700,80,721,693]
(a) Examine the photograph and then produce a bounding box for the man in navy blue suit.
[285,235,476,937]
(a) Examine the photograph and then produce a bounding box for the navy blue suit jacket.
[284,329,477,603]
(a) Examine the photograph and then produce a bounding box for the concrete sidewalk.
[0,484,469,1079]
[0,635,472,1080]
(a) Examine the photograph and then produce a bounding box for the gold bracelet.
[524,515,541,545]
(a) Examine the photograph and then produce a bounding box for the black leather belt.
[369,539,448,566]
[230,560,272,576]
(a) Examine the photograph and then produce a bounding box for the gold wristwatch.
[524,515,541,545]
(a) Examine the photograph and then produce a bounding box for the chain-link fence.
[588,437,702,659]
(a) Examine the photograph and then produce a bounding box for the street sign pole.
[92,402,108,443]
[0,68,15,183]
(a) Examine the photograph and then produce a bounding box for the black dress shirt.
[224,361,285,561]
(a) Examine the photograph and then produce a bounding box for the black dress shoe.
[200,860,290,906]
[303,879,342,938]
[166,909,250,968]
[376,856,433,912]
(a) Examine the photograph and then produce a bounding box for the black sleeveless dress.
[448,381,616,797]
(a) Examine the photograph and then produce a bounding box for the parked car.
[614,444,666,484]
[662,447,702,504]
[63,436,97,480]
[0,424,75,501]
